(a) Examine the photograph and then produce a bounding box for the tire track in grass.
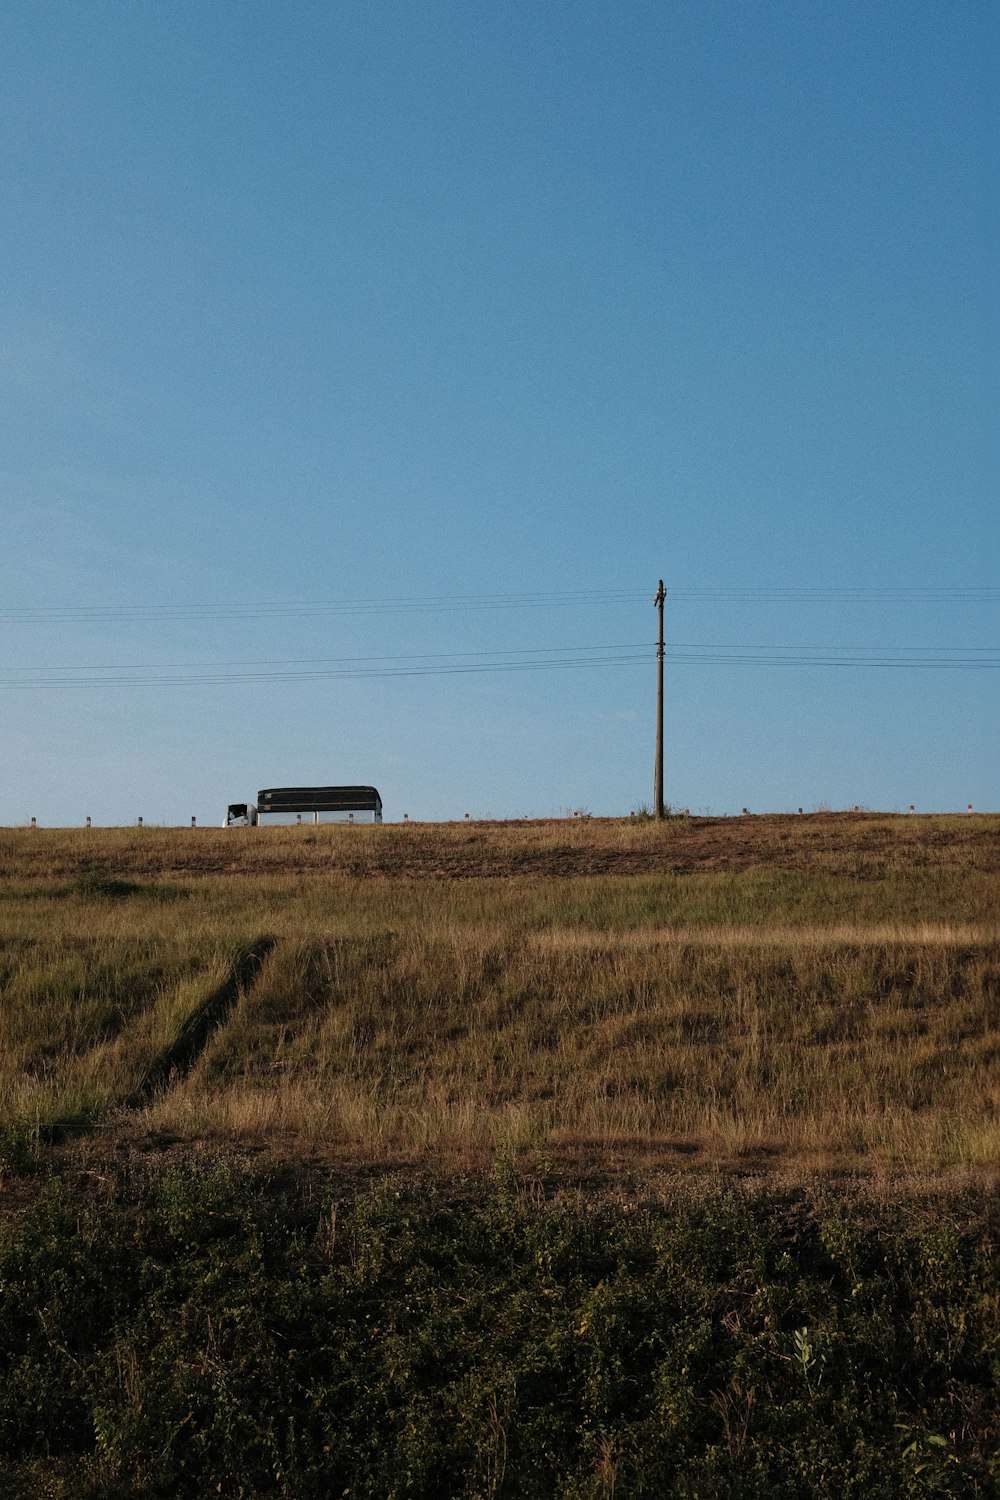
[123,936,276,1109]
[20,939,276,1144]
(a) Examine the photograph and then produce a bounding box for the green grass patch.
[0,1168,997,1498]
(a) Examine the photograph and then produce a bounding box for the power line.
[0,653,653,689]
[0,641,657,673]
[0,643,997,689]
[668,653,999,668]
[0,639,995,676]
[0,584,996,625]
[0,588,647,623]
[667,588,1000,601]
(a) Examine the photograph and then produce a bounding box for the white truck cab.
[224,802,258,827]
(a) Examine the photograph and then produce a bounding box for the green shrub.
[0,1173,997,1497]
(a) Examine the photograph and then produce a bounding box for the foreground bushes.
[0,1166,997,1497]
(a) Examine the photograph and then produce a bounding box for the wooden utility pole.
[654,579,666,818]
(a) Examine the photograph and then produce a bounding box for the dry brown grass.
[147,921,1000,1174]
[1,815,997,1184]
[1,809,998,880]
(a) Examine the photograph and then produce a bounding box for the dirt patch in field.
[2,812,999,882]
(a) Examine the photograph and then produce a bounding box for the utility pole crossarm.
[654,579,666,820]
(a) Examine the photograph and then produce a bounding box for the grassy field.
[2,814,999,1496]
[1,813,997,1183]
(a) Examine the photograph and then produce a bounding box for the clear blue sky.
[2,1,997,824]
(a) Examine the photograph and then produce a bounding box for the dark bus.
[255,786,383,824]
